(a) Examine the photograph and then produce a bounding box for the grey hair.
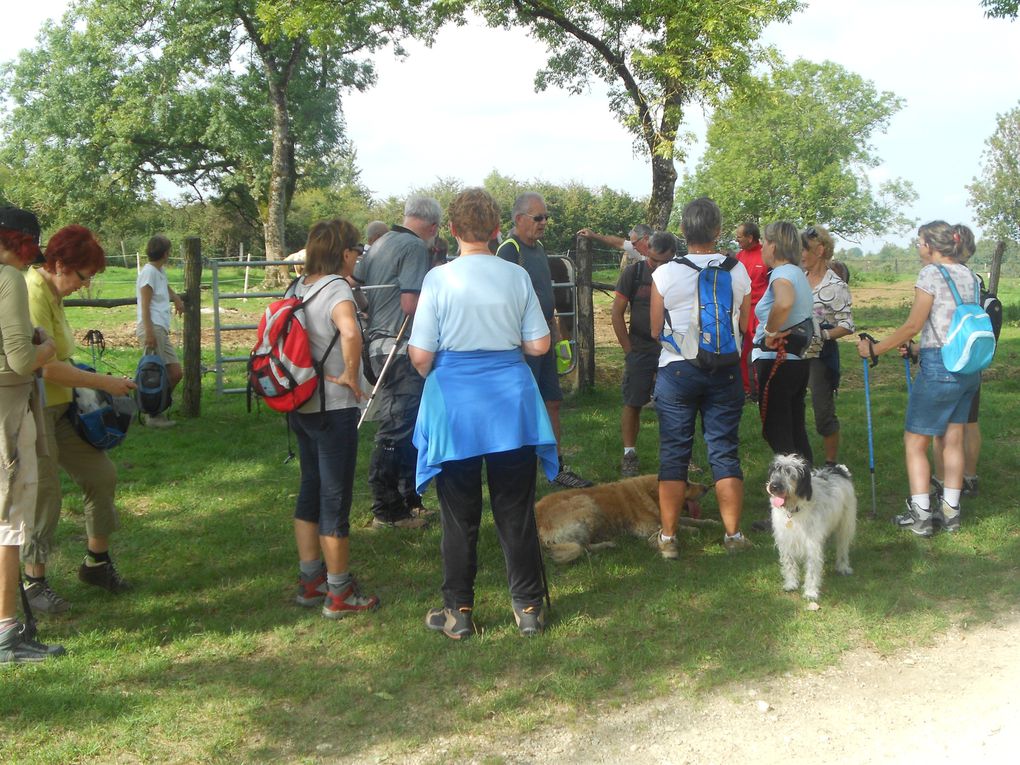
[763,221,802,266]
[512,192,545,219]
[649,231,677,258]
[404,196,442,226]
[630,223,653,240]
[365,220,389,243]
[680,197,721,246]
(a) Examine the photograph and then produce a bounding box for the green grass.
[2,269,1019,763]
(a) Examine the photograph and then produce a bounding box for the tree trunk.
[648,154,678,230]
[262,80,293,288]
[989,239,1007,295]
[181,237,203,418]
[575,235,595,393]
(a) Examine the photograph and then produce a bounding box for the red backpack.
[247,277,341,413]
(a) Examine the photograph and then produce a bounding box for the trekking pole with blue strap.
[859,333,880,520]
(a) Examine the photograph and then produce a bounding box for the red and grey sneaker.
[321,578,380,619]
[295,567,327,607]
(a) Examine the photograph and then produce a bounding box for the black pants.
[368,355,424,520]
[755,358,813,464]
[435,446,544,610]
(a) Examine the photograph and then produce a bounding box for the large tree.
[678,59,916,239]
[981,0,1019,18]
[968,103,1020,243]
[478,0,801,228]
[0,0,437,272]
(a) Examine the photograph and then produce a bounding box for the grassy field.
[2,266,1018,763]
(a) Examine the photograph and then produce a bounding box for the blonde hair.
[763,221,802,266]
[304,219,359,275]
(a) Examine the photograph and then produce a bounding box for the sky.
[5,1,1020,251]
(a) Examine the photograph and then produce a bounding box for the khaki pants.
[20,403,119,565]
[0,405,36,547]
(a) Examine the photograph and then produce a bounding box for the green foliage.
[981,0,1019,18]
[477,0,800,227]
[968,102,1020,243]
[677,59,916,239]
[0,0,438,262]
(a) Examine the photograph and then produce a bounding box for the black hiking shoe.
[425,606,475,640]
[0,623,66,663]
[78,558,132,593]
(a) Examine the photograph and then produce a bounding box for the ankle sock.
[725,531,744,541]
[299,559,324,578]
[0,617,17,634]
[86,549,111,566]
[327,572,352,592]
[659,532,675,543]
[943,488,962,507]
[910,494,931,513]
[623,447,636,456]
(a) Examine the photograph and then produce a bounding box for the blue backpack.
[934,265,996,374]
[134,352,172,416]
[675,256,740,370]
[68,364,136,450]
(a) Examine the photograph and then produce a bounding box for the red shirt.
[737,243,769,309]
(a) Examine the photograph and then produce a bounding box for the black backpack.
[134,353,172,416]
[978,274,1003,342]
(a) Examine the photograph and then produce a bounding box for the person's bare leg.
[319,535,350,575]
[1,546,19,622]
[823,432,840,464]
[964,422,981,477]
[904,432,934,496]
[621,405,640,449]
[658,480,687,538]
[715,477,744,537]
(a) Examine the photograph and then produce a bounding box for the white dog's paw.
[783,581,799,592]
[836,565,853,576]
[803,590,820,602]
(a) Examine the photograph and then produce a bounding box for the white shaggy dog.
[766,454,856,602]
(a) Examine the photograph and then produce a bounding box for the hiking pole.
[358,315,411,430]
[859,333,880,520]
[18,575,37,641]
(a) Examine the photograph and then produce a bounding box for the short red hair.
[43,225,105,274]
[0,228,43,266]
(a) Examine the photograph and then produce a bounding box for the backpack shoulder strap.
[628,260,645,303]
[497,237,523,266]
[935,264,964,306]
[677,256,701,272]
[720,256,739,272]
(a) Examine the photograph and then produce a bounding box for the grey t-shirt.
[291,276,359,414]
[354,226,430,344]
[496,234,555,321]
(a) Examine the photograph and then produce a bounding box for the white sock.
[623,447,636,456]
[911,494,931,513]
[725,532,743,541]
[943,488,962,507]
[659,532,675,543]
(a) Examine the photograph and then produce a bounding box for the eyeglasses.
[74,269,92,284]
[523,214,549,223]
[354,243,365,255]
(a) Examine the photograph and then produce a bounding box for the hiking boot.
[78,558,132,593]
[371,514,429,530]
[552,468,594,489]
[652,529,679,560]
[723,533,753,554]
[0,623,66,663]
[935,500,961,533]
[620,452,640,478]
[295,567,327,607]
[963,476,979,498]
[894,500,933,538]
[425,606,475,640]
[141,413,176,429]
[23,579,71,614]
[409,504,437,520]
[512,603,545,637]
[321,579,379,619]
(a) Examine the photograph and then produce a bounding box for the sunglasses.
[523,214,549,222]
[803,226,818,239]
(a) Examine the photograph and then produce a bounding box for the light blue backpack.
[934,265,996,374]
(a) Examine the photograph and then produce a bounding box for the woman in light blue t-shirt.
[753,221,815,465]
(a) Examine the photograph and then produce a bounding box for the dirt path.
[363,610,1020,764]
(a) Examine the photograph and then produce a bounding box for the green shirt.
[26,266,75,407]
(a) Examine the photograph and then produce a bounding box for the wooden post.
[575,236,596,393]
[989,239,1007,296]
[181,237,203,418]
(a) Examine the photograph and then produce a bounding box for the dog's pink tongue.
[770,495,785,508]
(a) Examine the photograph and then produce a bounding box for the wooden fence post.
[181,237,203,417]
[575,236,595,393]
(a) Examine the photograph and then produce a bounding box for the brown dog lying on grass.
[535,474,719,563]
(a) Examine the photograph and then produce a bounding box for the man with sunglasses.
[498,193,592,489]
[577,224,653,270]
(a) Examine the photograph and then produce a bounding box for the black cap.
[0,206,43,264]
[0,206,41,243]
